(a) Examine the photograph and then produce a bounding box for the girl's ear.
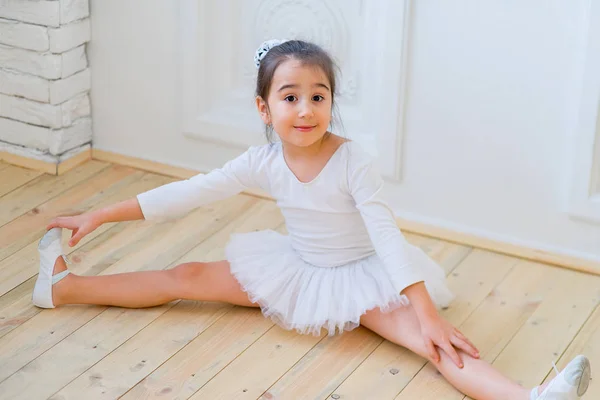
[255,96,271,125]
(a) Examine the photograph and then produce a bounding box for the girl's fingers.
[46,218,64,230]
[451,335,478,359]
[69,229,85,246]
[426,339,439,363]
[69,235,80,246]
[453,330,479,357]
[47,217,76,231]
[441,342,463,368]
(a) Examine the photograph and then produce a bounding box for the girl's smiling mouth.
[294,125,317,132]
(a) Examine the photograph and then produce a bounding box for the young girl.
[35,39,590,400]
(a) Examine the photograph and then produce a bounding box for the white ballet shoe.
[32,228,70,308]
[531,355,591,400]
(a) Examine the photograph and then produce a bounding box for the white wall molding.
[180,0,412,179]
[568,0,600,224]
[181,0,259,151]
[361,0,412,181]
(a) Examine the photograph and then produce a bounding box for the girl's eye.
[312,95,325,102]
[284,95,296,102]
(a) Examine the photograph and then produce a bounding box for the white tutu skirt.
[225,230,454,336]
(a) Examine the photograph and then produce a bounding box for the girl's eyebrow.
[278,83,330,92]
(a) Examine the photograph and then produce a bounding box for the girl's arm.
[135,146,262,222]
[403,282,479,368]
[401,281,438,320]
[347,146,478,367]
[48,146,264,247]
[92,197,145,223]
[47,198,144,247]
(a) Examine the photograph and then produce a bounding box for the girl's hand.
[46,213,102,247]
[419,314,479,368]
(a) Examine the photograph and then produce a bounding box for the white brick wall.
[0,117,50,150]
[49,19,90,53]
[0,0,92,166]
[0,94,63,128]
[49,117,92,155]
[0,18,50,51]
[0,69,50,102]
[49,67,90,104]
[60,0,90,25]
[0,1,61,27]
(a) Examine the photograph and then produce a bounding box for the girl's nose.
[298,101,314,118]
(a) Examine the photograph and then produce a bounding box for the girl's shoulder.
[340,140,376,168]
[340,140,384,189]
[244,142,281,163]
[247,141,279,154]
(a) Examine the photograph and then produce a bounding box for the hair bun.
[254,39,289,69]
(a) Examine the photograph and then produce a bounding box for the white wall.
[89,1,600,262]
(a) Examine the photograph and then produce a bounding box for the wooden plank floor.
[0,159,598,400]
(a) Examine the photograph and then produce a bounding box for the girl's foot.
[32,228,71,308]
[531,355,591,399]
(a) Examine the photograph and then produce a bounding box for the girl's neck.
[281,133,337,160]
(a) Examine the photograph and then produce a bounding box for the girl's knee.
[170,262,210,288]
[167,261,251,305]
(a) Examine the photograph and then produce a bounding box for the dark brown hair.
[255,40,342,142]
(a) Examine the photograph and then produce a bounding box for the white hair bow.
[254,39,289,69]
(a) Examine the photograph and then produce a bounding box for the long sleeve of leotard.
[347,147,426,294]
[136,146,264,221]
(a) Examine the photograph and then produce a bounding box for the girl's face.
[256,59,333,148]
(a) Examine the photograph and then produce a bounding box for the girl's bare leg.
[360,305,533,400]
[49,257,257,308]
